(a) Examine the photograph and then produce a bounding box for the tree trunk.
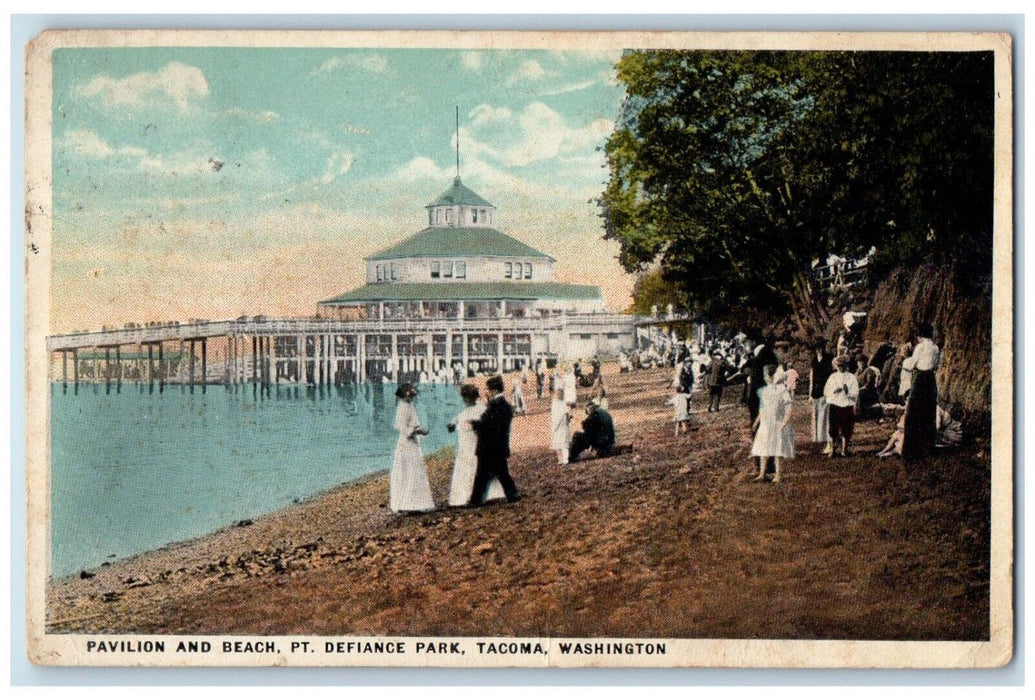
[788,271,831,339]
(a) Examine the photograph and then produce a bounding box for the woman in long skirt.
[901,323,941,462]
[550,387,572,464]
[751,365,794,483]
[389,383,435,514]
[447,384,504,506]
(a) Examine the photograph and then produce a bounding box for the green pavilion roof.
[319,282,603,305]
[426,177,494,208]
[369,227,553,261]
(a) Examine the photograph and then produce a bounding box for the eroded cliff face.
[864,264,993,423]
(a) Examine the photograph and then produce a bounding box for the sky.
[50,47,634,333]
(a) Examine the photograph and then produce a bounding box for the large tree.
[600,50,994,335]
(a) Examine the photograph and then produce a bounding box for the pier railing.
[46,313,641,352]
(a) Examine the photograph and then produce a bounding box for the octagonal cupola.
[426,176,496,228]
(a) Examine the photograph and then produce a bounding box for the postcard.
[24,29,1013,668]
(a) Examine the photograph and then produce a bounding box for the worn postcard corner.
[24,28,1013,669]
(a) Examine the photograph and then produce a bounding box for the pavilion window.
[431,261,440,279]
[445,209,452,225]
[443,261,454,278]
[505,262,513,279]
[524,263,532,279]
[455,261,466,278]
[436,209,443,225]
[376,264,383,282]
[429,210,434,226]
[390,263,398,281]
[471,209,478,223]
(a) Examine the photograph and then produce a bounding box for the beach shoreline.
[46,365,991,640]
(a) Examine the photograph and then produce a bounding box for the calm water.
[49,382,464,579]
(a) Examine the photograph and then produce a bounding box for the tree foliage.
[600,50,994,334]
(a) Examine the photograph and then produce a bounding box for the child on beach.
[823,355,860,457]
[750,365,794,483]
[551,387,572,465]
[668,389,690,436]
[389,383,435,514]
[447,384,504,506]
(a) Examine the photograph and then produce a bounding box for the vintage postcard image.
[24,30,1013,668]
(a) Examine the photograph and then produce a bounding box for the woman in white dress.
[550,387,572,464]
[389,383,436,514]
[512,375,526,415]
[447,384,504,506]
[751,365,794,483]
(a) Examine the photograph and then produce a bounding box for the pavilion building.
[319,176,606,321]
[316,176,633,380]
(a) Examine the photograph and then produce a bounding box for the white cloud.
[58,129,112,158]
[79,62,209,112]
[391,156,450,183]
[310,53,389,76]
[547,49,624,66]
[321,151,355,183]
[461,102,614,168]
[508,60,547,83]
[539,79,599,96]
[58,129,152,160]
[311,57,343,75]
[225,107,279,123]
[460,51,483,71]
[468,104,512,127]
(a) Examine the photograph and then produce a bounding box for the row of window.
[374,263,397,282]
[506,262,533,279]
[430,261,467,279]
[429,207,493,226]
[378,260,533,282]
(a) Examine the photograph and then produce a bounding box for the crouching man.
[569,402,616,462]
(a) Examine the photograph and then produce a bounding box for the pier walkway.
[46,313,642,390]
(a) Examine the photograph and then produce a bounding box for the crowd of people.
[388,358,619,514]
[387,319,962,512]
[628,319,961,483]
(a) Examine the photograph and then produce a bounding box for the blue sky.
[50,47,632,331]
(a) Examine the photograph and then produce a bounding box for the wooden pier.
[47,314,640,392]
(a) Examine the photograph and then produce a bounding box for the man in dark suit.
[470,375,521,506]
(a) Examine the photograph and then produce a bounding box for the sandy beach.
[46,365,990,640]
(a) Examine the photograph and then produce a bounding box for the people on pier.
[447,384,505,507]
[750,365,794,483]
[469,375,522,506]
[901,322,941,462]
[389,383,435,514]
[551,387,572,465]
[570,402,616,462]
